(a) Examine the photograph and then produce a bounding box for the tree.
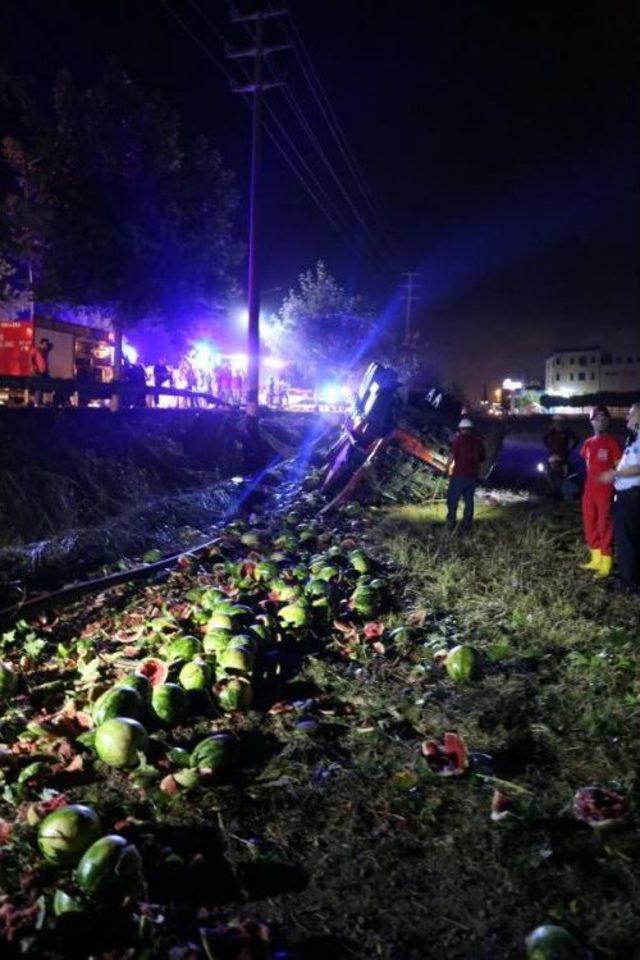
[1,63,242,382]
[273,260,374,380]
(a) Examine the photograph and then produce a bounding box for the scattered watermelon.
[198,587,228,611]
[94,717,149,768]
[573,785,627,828]
[164,635,201,663]
[190,733,239,778]
[348,549,370,574]
[178,658,214,691]
[351,585,379,617]
[218,646,254,675]
[136,658,169,688]
[218,678,254,712]
[92,685,145,727]
[445,645,476,682]
[203,629,233,656]
[525,925,582,959]
[0,661,17,699]
[253,560,279,582]
[421,732,469,776]
[207,611,234,632]
[38,804,102,866]
[151,683,190,724]
[76,835,146,901]
[53,889,85,916]
[278,601,310,628]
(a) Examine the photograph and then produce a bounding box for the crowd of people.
[25,344,295,409]
[121,357,294,409]
[121,356,247,407]
[446,403,640,596]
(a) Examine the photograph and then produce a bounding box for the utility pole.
[228,7,288,422]
[399,272,421,346]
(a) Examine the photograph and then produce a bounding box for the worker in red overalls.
[579,405,622,578]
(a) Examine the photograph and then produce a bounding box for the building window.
[579,356,587,365]
[590,356,595,362]
[590,372,595,379]
[570,357,575,364]
[555,374,560,381]
[569,373,574,381]
[578,372,586,380]
[555,358,561,365]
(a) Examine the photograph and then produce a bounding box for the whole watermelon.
[525,925,581,960]
[179,658,214,692]
[445,645,477,682]
[94,717,149,768]
[278,602,310,628]
[151,683,189,724]
[38,804,102,866]
[164,635,200,663]
[218,646,254,675]
[190,733,239,778]
[218,678,253,712]
[203,629,232,656]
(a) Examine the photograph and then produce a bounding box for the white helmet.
[458,417,474,429]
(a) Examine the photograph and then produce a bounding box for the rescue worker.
[446,417,486,533]
[153,358,171,407]
[579,406,621,578]
[542,414,579,500]
[267,376,276,406]
[30,337,53,406]
[598,402,640,594]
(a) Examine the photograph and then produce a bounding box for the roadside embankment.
[0,407,333,595]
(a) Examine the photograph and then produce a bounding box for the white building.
[545,347,640,397]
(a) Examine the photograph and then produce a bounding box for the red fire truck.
[0,316,114,403]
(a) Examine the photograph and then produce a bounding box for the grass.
[1,489,640,959]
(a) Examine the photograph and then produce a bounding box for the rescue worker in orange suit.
[447,417,486,533]
[579,405,622,578]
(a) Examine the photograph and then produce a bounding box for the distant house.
[545,347,640,398]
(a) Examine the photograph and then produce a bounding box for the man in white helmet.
[447,417,486,533]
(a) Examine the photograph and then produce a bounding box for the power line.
[188,0,359,241]
[187,0,385,257]
[156,0,235,85]
[265,2,398,265]
[157,0,362,247]
[276,6,382,223]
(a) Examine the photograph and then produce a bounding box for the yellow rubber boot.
[580,548,601,570]
[596,554,613,578]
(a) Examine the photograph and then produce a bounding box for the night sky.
[1,0,637,397]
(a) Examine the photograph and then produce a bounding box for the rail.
[0,373,227,406]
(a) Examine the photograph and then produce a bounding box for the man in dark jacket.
[542,414,579,500]
[447,417,486,533]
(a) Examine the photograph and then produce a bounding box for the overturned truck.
[320,363,505,511]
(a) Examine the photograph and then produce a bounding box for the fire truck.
[0,316,114,403]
